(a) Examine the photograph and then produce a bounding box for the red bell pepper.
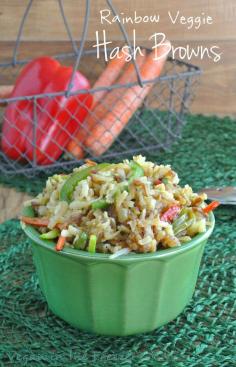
[1,56,92,165]
[160,205,181,222]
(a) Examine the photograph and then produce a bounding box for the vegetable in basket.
[67,43,170,158]
[1,56,92,165]
[89,51,127,108]
[86,44,171,157]
[67,51,146,159]
[21,155,219,255]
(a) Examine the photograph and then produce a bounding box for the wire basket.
[0,0,201,177]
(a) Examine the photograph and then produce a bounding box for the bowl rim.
[21,205,215,262]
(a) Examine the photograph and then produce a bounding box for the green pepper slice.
[60,163,111,202]
[88,234,97,253]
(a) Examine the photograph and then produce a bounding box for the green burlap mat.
[0,114,236,366]
[1,114,236,194]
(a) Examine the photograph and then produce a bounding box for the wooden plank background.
[0,186,32,223]
[0,0,236,116]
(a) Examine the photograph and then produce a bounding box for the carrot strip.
[85,42,171,156]
[21,216,70,238]
[203,201,220,214]
[55,235,66,252]
[20,216,49,227]
[67,52,146,159]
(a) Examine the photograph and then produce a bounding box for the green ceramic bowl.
[21,206,215,336]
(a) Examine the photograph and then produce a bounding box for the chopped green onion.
[173,214,188,231]
[162,177,169,185]
[91,199,109,210]
[88,235,97,253]
[40,229,60,240]
[128,161,144,184]
[180,208,195,219]
[174,219,194,236]
[74,232,88,250]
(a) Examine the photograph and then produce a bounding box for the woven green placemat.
[0,114,236,366]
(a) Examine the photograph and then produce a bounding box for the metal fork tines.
[199,186,236,205]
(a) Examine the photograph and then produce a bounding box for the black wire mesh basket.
[0,0,201,177]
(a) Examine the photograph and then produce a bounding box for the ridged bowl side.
[31,238,206,336]
[23,206,214,336]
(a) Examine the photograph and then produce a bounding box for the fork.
[199,186,236,205]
